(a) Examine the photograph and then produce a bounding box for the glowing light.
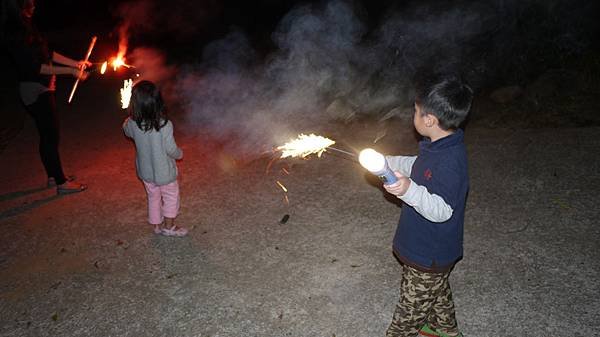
[120,79,133,109]
[103,29,133,73]
[276,181,288,192]
[100,61,108,74]
[277,133,335,158]
[358,148,386,172]
[359,148,398,184]
[112,56,125,71]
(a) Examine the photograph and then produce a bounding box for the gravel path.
[1,82,599,337]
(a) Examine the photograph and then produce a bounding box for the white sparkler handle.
[68,36,97,103]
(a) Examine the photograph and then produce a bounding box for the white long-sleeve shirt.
[386,155,454,223]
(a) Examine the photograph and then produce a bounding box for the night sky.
[32,0,599,83]
[4,0,600,149]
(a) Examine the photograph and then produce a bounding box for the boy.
[383,76,473,337]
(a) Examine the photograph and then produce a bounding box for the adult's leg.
[26,92,67,185]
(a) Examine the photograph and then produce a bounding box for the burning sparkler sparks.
[277,133,336,158]
[99,56,134,75]
[111,56,134,71]
[113,57,125,71]
[120,79,133,109]
[99,31,134,75]
[272,133,356,207]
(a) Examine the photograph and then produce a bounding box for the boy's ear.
[425,114,438,127]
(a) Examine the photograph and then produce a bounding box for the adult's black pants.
[25,92,67,185]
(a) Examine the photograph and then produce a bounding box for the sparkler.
[99,57,134,75]
[272,133,358,207]
[68,36,97,103]
[120,79,133,109]
[276,181,288,192]
[358,148,398,185]
[277,133,336,158]
[111,56,134,71]
[113,57,125,71]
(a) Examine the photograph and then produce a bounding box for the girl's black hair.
[128,80,168,132]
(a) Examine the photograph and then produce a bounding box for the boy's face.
[413,103,432,137]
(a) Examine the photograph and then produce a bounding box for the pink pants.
[142,180,180,225]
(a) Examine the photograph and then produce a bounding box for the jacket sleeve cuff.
[398,179,418,204]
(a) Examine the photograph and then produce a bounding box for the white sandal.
[160,225,188,237]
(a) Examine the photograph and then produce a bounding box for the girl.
[123,81,188,237]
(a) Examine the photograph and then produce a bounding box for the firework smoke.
[112,0,597,156]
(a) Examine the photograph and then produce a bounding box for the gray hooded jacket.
[123,118,182,185]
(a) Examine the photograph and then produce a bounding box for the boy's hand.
[383,172,411,197]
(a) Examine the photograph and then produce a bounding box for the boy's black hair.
[415,75,473,130]
[128,80,168,132]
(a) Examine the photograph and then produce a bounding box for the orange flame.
[114,24,129,71]
[102,26,133,74]
[111,55,133,71]
[112,57,124,71]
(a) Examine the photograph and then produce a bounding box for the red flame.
[101,24,132,74]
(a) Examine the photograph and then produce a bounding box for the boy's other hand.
[383,172,411,197]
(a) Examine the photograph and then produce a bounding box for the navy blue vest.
[393,129,469,270]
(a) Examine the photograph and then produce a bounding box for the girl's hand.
[383,172,411,197]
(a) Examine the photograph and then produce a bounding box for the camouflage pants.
[386,264,460,337]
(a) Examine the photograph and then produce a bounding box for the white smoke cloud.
[113,0,597,156]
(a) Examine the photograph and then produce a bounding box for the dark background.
[31,0,599,88]
[3,0,600,139]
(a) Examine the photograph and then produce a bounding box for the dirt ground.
[1,77,599,337]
